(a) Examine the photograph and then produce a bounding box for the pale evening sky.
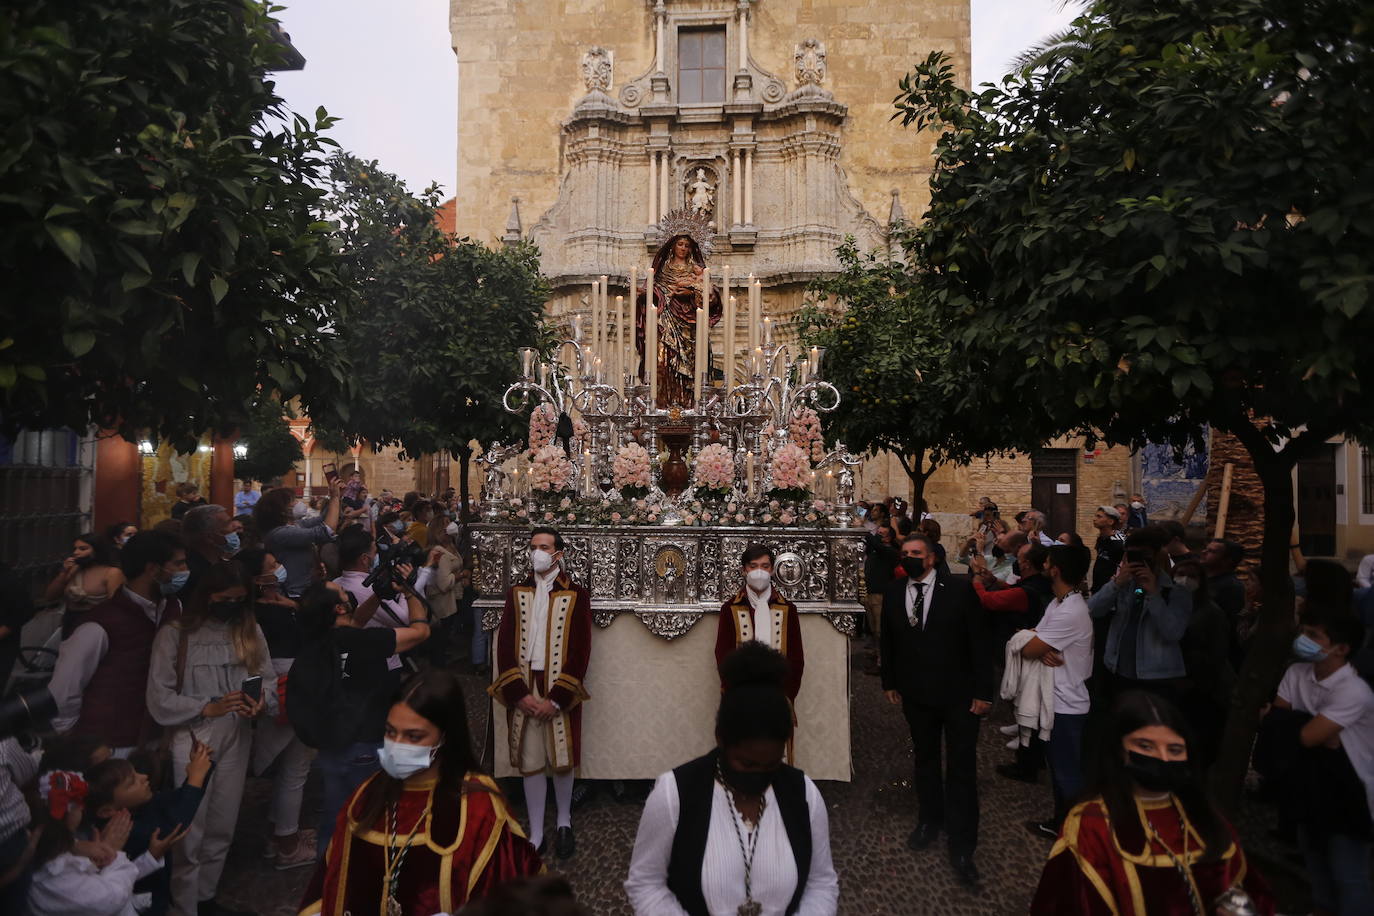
[269,0,1078,198]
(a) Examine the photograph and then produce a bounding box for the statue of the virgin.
[637,208,723,408]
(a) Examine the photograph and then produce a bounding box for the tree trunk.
[456,443,474,522]
[898,449,937,516]
[1208,435,1297,813]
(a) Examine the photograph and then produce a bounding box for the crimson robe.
[299,772,542,916]
[715,587,805,701]
[488,571,593,773]
[1030,796,1274,915]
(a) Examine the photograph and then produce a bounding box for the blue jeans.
[1046,712,1088,827]
[1299,827,1374,915]
[315,741,380,859]
[0,825,32,915]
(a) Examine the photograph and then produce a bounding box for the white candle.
[615,295,625,397]
[594,357,603,385]
[647,277,658,406]
[629,265,639,381]
[695,305,707,406]
[590,282,600,362]
[763,316,773,348]
[748,277,761,353]
[753,346,763,376]
[746,452,756,499]
[724,295,737,389]
[571,314,581,342]
[539,362,548,389]
[521,348,534,378]
[599,276,609,363]
[720,266,731,385]
[644,267,654,383]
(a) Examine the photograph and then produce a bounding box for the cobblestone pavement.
[217,643,1311,915]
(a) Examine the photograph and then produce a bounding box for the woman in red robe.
[638,231,723,408]
[1030,690,1274,915]
[300,670,543,916]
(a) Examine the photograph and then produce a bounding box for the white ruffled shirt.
[27,850,163,916]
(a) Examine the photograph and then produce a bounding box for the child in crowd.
[86,739,213,916]
[27,769,186,916]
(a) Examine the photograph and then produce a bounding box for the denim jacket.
[1088,573,1191,680]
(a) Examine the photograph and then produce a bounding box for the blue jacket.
[1088,574,1192,680]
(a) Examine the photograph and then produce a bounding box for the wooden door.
[1031,448,1078,540]
[1296,444,1338,557]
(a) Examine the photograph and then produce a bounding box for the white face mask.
[445,522,460,537]
[377,738,440,780]
[531,549,556,574]
[746,568,771,593]
[1130,501,1145,510]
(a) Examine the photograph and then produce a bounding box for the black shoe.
[554,825,575,859]
[198,902,257,916]
[950,853,979,888]
[570,780,596,811]
[906,822,939,851]
[996,763,1038,784]
[1026,819,1058,840]
[535,837,549,857]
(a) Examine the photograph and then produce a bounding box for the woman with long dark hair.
[301,668,541,915]
[45,532,125,636]
[1030,690,1273,914]
[625,642,839,915]
[639,230,723,408]
[234,548,316,869]
[146,561,273,916]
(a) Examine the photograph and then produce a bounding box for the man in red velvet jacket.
[715,543,804,702]
[488,527,592,861]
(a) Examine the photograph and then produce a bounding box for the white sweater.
[28,850,162,916]
[1000,629,1056,745]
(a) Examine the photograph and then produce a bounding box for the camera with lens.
[363,536,427,600]
[0,687,56,742]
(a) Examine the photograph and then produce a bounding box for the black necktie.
[911,580,926,628]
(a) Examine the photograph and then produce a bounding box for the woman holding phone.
[146,560,275,916]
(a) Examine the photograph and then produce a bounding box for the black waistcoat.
[665,749,812,916]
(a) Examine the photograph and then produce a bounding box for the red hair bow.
[39,770,89,819]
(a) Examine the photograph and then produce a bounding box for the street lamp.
[138,440,154,456]
[233,443,248,460]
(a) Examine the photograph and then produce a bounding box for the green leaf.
[17,365,45,381]
[210,276,229,304]
[63,330,97,357]
[181,252,201,285]
[45,224,83,265]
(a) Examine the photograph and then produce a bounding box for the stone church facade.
[431,0,1144,547]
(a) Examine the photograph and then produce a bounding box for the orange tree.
[897,0,1374,807]
[0,0,349,449]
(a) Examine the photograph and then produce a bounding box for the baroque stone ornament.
[580,47,613,93]
[823,611,859,636]
[794,38,826,87]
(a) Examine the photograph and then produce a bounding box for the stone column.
[744,148,754,225]
[655,1,667,73]
[737,2,749,66]
[732,149,742,227]
[660,152,670,218]
[648,149,658,225]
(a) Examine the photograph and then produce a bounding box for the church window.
[678,29,726,104]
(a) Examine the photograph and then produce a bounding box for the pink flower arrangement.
[529,404,557,449]
[613,443,652,494]
[693,443,735,494]
[527,444,574,493]
[789,407,825,463]
[769,442,812,492]
[529,405,588,451]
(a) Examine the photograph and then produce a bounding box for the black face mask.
[73,555,97,568]
[1124,751,1192,793]
[900,557,927,579]
[991,546,1005,560]
[720,762,774,797]
[208,600,245,622]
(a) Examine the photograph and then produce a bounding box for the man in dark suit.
[881,532,995,887]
